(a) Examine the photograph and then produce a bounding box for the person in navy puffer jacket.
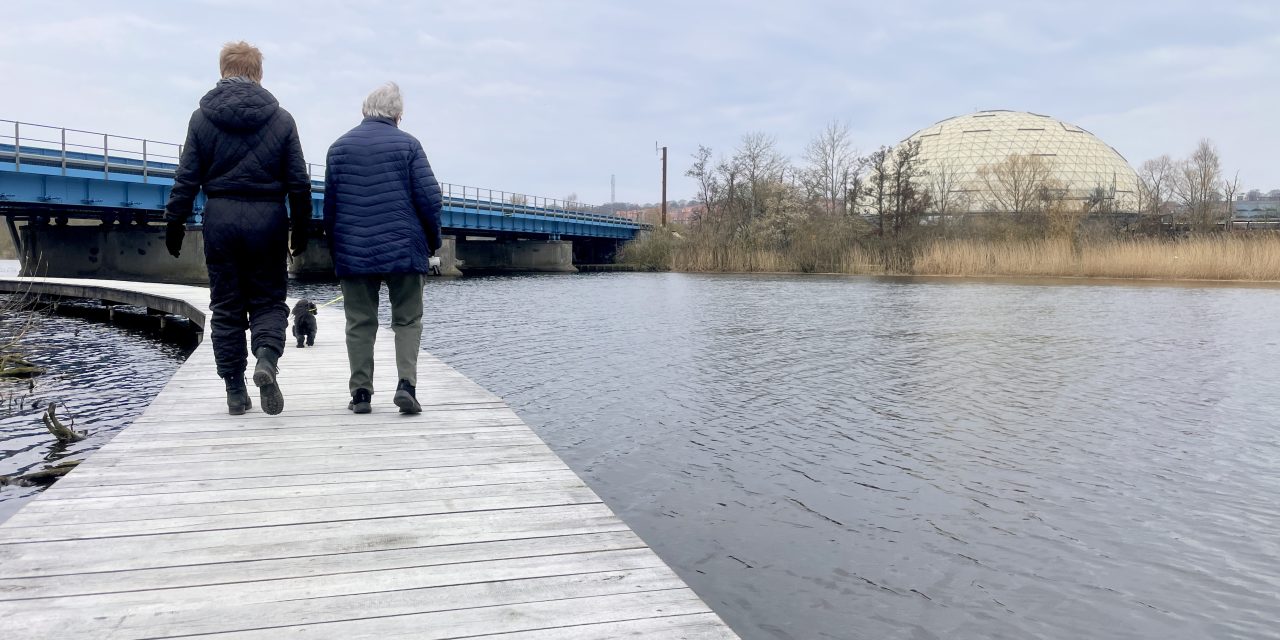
[324,82,443,415]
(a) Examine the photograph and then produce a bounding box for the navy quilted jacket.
[323,117,443,277]
[165,81,311,224]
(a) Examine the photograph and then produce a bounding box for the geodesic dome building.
[904,110,1140,213]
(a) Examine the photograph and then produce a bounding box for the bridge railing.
[1,120,185,184]
[1,118,649,228]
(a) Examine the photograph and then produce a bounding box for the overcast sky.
[3,0,1277,204]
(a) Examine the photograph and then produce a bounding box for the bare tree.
[888,139,928,235]
[686,145,720,226]
[1173,139,1222,231]
[1042,186,1087,242]
[927,160,963,218]
[802,120,857,217]
[1138,155,1175,217]
[736,132,786,219]
[977,154,1057,215]
[1222,171,1240,224]
[860,146,891,235]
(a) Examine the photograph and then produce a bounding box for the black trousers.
[202,198,289,378]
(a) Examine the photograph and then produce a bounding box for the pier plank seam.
[0,277,739,639]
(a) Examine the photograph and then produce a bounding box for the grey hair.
[362,82,404,120]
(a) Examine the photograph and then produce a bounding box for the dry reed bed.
[669,245,880,274]
[915,235,1280,281]
[621,232,1280,281]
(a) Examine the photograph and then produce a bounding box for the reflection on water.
[295,273,1280,640]
[0,304,192,522]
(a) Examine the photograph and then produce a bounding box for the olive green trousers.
[339,273,424,394]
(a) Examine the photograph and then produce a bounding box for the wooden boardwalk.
[0,277,738,639]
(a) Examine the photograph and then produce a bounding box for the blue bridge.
[0,119,648,241]
[0,119,649,279]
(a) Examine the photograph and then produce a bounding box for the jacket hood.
[199,82,280,132]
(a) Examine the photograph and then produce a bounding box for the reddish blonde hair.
[219,41,263,82]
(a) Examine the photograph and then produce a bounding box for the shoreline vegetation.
[618,231,1280,283]
[616,124,1280,283]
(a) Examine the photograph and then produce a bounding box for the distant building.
[615,204,704,225]
[1234,198,1280,219]
[902,110,1140,213]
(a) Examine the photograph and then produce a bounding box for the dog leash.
[318,294,344,308]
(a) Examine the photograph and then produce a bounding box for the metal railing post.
[13,122,19,171]
[103,134,109,179]
[60,127,66,175]
[142,139,148,183]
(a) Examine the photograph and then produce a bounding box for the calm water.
[2,273,1277,639]
[0,303,192,522]
[296,273,1280,640]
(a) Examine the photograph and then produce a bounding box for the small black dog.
[292,299,318,348]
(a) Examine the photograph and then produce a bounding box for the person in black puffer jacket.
[164,41,312,416]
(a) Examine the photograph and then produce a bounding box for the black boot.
[349,388,372,414]
[252,346,284,415]
[224,372,252,416]
[394,379,421,414]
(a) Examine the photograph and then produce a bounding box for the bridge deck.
[0,278,737,639]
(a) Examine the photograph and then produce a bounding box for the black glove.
[290,223,309,257]
[165,221,185,258]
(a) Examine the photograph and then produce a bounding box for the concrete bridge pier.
[20,224,209,283]
[454,237,576,273]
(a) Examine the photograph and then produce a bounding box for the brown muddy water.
[4,271,1278,639]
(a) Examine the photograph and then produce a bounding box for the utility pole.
[660,145,668,227]
[610,174,616,210]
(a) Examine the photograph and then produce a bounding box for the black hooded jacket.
[165,81,312,224]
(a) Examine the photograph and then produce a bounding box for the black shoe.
[394,379,421,414]
[296,339,305,348]
[224,372,252,415]
[306,337,315,346]
[252,347,284,415]
[349,388,372,414]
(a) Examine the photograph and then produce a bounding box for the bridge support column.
[455,238,576,273]
[20,225,208,283]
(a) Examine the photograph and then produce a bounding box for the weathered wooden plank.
[1,549,669,611]
[54,444,561,486]
[0,503,626,577]
[0,487,602,543]
[472,614,740,640]
[88,431,544,463]
[1,569,694,639]
[0,530,647,600]
[16,467,584,513]
[27,461,572,502]
[102,424,530,450]
[2,478,598,531]
[174,590,713,639]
